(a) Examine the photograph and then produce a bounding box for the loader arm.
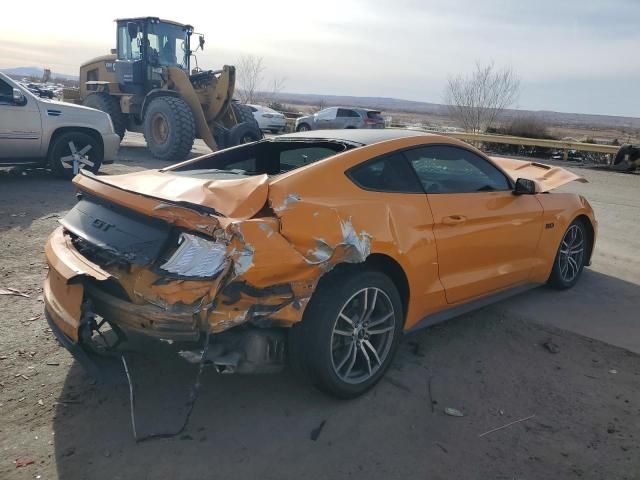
[167,65,235,151]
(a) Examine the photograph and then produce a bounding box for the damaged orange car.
[44,129,596,397]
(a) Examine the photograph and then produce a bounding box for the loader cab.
[115,17,192,94]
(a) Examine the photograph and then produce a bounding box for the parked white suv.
[0,73,119,178]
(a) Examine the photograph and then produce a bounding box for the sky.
[1,0,639,116]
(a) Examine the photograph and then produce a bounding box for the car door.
[314,107,338,129]
[0,78,42,160]
[336,108,360,128]
[404,145,544,304]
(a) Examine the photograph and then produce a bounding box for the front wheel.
[289,269,403,398]
[49,131,103,179]
[296,123,311,132]
[547,219,588,289]
[143,96,195,161]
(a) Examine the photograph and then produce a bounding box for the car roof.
[279,129,432,146]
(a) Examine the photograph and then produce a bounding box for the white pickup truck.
[0,72,120,178]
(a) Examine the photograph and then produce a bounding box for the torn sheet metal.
[491,156,588,192]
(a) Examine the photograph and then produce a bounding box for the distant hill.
[3,66,635,130]
[0,66,78,81]
[270,92,640,130]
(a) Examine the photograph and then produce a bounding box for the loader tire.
[231,102,260,127]
[83,93,126,140]
[143,96,195,161]
[228,103,262,146]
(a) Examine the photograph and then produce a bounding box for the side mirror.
[12,88,26,106]
[127,22,139,40]
[513,177,536,195]
[199,35,205,50]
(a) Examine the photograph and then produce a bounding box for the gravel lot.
[1,134,639,480]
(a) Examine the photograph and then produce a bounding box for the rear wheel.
[296,123,311,132]
[83,93,126,140]
[143,96,195,161]
[49,131,103,179]
[289,268,403,398]
[228,103,262,145]
[547,219,588,289]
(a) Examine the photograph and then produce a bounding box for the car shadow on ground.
[499,268,640,354]
[50,269,640,480]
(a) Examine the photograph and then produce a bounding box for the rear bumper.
[43,223,299,378]
[44,227,200,345]
[102,133,120,163]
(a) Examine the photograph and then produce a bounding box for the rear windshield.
[367,111,383,120]
[167,139,352,178]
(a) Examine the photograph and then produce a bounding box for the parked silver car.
[248,104,287,133]
[295,107,385,131]
[0,72,119,178]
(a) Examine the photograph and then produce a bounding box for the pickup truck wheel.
[289,269,403,398]
[83,93,126,140]
[143,96,195,161]
[49,131,103,179]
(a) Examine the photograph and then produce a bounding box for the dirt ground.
[1,135,639,480]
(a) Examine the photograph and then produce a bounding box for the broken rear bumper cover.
[42,224,317,377]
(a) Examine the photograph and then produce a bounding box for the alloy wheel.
[60,140,94,174]
[330,287,396,384]
[558,224,585,283]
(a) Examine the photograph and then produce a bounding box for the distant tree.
[236,55,265,104]
[505,115,553,139]
[266,76,287,105]
[310,98,327,113]
[444,62,520,133]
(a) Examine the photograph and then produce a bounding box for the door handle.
[442,215,467,225]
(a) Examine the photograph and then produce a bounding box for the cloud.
[1,0,638,116]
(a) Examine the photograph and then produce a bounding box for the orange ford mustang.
[44,129,596,397]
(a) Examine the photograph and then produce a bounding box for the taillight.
[262,113,274,118]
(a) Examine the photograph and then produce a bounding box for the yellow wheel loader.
[63,17,262,161]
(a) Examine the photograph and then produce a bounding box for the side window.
[117,25,141,60]
[347,153,424,193]
[337,108,349,117]
[0,79,13,104]
[404,146,511,194]
[316,108,336,120]
[349,110,361,117]
[280,147,339,172]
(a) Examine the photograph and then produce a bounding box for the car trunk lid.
[75,169,270,219]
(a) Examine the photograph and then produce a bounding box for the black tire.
[83,93,126,140]
[143,96,195,161]
[547,218,589,290]
[231,102,259,126]
[228,122,262,145]
[228,103,263,146]
[49,131,103,179]
[289,267,403,398]
[296,123,311,132]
